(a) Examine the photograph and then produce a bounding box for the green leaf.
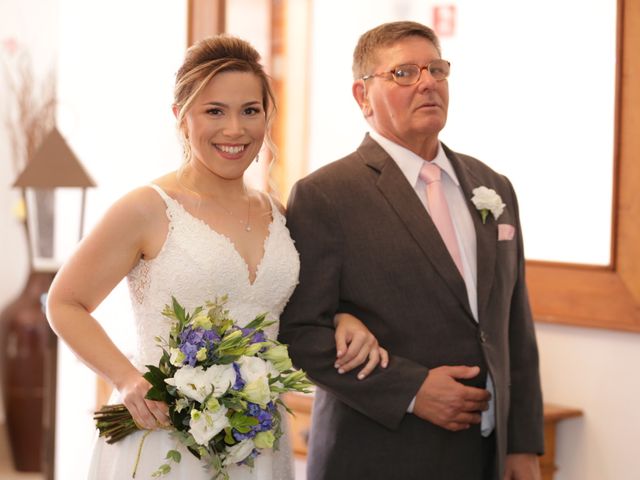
[224,427,235,445]
[166,449,182,463]
[143,365,170,402]
[172,296,186,324]
[243,313,268,330]
[229,412,259,429]
[145,387,166,402]
[144,364,168,386]
[151,464,171,477]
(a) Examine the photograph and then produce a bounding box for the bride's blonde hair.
[173,35,277,167]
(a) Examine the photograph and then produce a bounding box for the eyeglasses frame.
[360,60,451,86]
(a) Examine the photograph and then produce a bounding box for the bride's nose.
[222,114,245,137]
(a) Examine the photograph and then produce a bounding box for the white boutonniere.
[471,186,505,224]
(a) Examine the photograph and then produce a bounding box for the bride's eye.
[206,108,223,116]
[244,106,262,116]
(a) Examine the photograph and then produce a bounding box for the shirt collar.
[368,129,460,187]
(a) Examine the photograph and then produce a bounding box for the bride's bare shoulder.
[266,192,286,216]
[104,172,180,226]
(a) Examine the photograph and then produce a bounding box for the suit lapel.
[358,136,474,320]
[443,144,497,323]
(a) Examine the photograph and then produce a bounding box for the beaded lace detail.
[121,184,299,480]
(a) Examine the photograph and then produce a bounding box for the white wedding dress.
[88,184,300,479]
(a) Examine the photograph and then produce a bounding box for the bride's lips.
[214,143,249,160]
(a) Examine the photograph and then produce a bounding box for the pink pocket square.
[498,224,516,241]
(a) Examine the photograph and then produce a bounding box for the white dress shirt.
[369,130,495,436]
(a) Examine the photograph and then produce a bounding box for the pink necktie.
[420,163,465,276]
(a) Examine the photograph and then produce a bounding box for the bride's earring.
[255,154,260,164]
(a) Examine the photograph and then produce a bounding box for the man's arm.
[279,178,428,430]
[504,179,545,455]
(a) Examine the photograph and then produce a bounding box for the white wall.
[536,323,640,480]
[53,1,186,478]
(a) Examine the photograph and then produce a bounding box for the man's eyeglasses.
[361,60,451,86]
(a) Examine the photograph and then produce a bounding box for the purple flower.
[178,326,221,366]
[230,402,275,442]
[180,342,199,367]
[231,363,245,390]
[232,430,254,441]
[246,403,274,431]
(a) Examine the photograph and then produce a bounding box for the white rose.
[169,347,186,366]
[189,406,229,445]
[237,356,269,383]
[265,360,281,379]
[471,186,506,221]
[165,364,236,403]
[260,345,292,372]
[223,439,255,466]
[242,378,271,406]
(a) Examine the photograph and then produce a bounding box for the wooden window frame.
[187,0,226,45]
[528,0,640,332]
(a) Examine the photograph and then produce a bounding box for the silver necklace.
[176,173,252,232]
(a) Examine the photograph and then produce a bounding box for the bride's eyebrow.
[202,100,262,108]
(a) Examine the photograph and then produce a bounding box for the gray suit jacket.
[279,135,544,479]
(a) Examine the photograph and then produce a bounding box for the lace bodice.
[126,184,300,371]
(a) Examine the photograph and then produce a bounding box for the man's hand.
[412,365,490,431]
[503,454,541,480]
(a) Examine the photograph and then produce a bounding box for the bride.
[46,35,387,479]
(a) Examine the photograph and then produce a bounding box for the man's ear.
[352,80,371,117]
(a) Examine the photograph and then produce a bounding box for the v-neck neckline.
[162,189,276,287]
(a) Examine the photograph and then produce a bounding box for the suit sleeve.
[504,178,545,454]
[279,178,428,430]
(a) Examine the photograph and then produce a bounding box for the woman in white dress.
[46,35,387,479]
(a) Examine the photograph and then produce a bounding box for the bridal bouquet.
[94,296,312,479]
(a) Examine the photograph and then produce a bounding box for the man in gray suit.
[279,21,543,480]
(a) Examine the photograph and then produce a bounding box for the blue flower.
[203,329,221,344]
[232,429,254,441]
[178,326,222,366]
[241,328,266,345]
[246,402,273,432]
[231,363,245,390]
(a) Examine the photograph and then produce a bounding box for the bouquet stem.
[94,404,140,444]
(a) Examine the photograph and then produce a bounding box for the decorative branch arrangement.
[2,37,57,177]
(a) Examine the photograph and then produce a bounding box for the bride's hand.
[333,313,389,380]
[117,371,170,430]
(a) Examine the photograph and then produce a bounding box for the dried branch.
[2,40,57,176]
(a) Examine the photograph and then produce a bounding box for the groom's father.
[280,21,543,480]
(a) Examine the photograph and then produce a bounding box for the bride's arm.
[46,187,169,430]
[333,313,389,379]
